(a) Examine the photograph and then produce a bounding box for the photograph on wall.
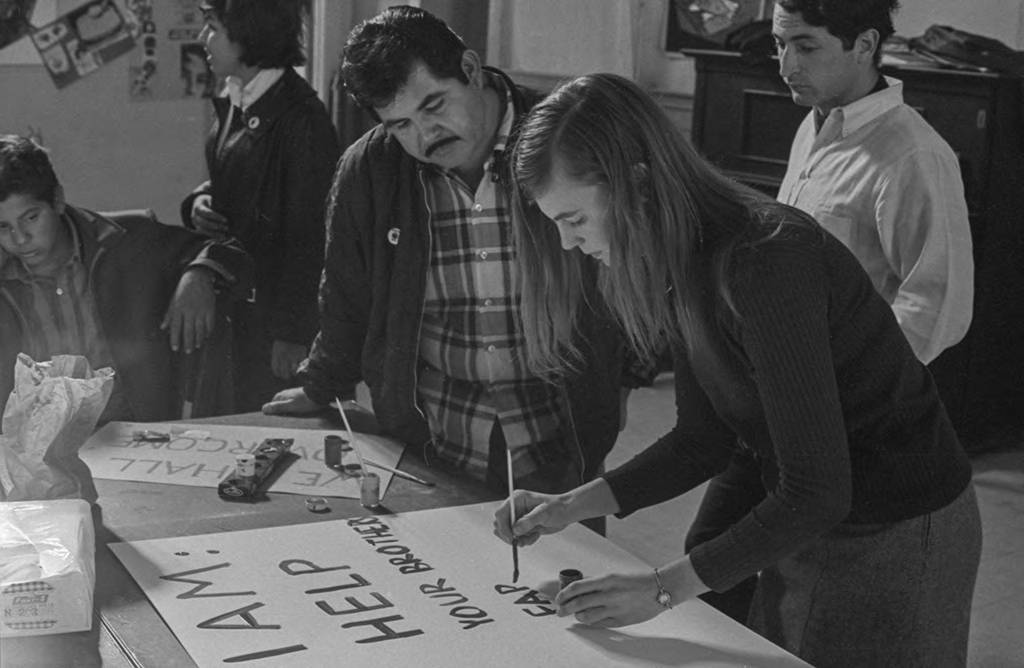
[30,0,136,88]
[129,0,212,102]
[0,0,36,51]
[665,0,770,51]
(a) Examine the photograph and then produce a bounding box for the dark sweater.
[604,221,971,592]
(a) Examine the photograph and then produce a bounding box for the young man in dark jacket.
[0,134,254,422]
[264,6,641,495]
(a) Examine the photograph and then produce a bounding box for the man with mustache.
[264,6,640,499]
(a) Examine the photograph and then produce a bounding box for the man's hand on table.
[262,386,323,415]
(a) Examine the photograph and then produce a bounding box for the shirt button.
[487,345,496,353]
[56,287,64,296]
[479,251,488,260]
[473,203,483,212]
[484,298,493,307]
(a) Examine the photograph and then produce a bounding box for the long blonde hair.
[511,73,798,375]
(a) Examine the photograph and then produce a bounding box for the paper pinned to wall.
[127,0,213,101]
[109,502,809,667]
[29,0,136,88]
[80,421,404,499]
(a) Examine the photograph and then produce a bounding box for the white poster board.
[109,502,809,667]
[80,422,404,499]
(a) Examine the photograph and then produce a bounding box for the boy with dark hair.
[264,6,642,499]
[0,134,254,421]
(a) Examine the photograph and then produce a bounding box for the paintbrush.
[506,447,519,583]
[334,397,366,473]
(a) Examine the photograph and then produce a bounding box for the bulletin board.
[110,502,810,667]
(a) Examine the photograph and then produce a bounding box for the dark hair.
[777,0,899,65]
[0,134,59,205]
[203,0,306,68]
[341,5,468,112]
[510,74,804,373]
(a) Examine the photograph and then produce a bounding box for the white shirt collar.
[222,68,285,111]
[823,76,904,140]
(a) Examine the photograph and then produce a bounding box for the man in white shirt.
[773,0,973,364]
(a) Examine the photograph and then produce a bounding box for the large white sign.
[80,422,404,499]
[109,502,808,667]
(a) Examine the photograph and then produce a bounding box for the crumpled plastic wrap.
[0,354,114,503]
[0,498,95,636]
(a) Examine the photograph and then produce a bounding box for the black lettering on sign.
[165,461,200,475]
[346,516,380,526]
[341,615,425,644]
[493,583,557,617]
[197,602,280,630]
[449,606,494,630]
[223,644,307,662]
[305,572,370,595]
[420,579,494,630]
[191,463,231,479]
[316,592,393,616]
[110,457,136,472]
[165,438,199,451]
[346,518,434,575]
[354,525,392,539]
[279,559,350,576]
[160,563,256,599]
[195,439,228,453]
[227,440,254,456]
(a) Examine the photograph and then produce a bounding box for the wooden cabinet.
[686,50,1024,449]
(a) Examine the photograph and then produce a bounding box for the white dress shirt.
[778,77,973,364]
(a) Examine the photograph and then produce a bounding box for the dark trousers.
[231,301,290,412]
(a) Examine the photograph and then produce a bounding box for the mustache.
[425,136,458,158]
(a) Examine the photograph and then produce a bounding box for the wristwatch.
[653,567,673,609]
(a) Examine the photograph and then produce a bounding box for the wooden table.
[5,412,808,667]
[2,412,498,667]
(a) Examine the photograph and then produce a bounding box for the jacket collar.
[222,68,284,111]
[61,205,125,272]
[0,205,123,281]
[212,68,317,139]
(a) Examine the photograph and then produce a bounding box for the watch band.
[653,567,673,609]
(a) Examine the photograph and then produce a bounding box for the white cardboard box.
[0,499,95,637]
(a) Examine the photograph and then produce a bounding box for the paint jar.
[305,496,329,513]
[235,454,256,479]
[323,434,347,468]
[559,569,583,590]
[360,472,381,509]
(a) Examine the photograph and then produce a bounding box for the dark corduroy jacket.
[301,67,628,483]
[0,206,253,421]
